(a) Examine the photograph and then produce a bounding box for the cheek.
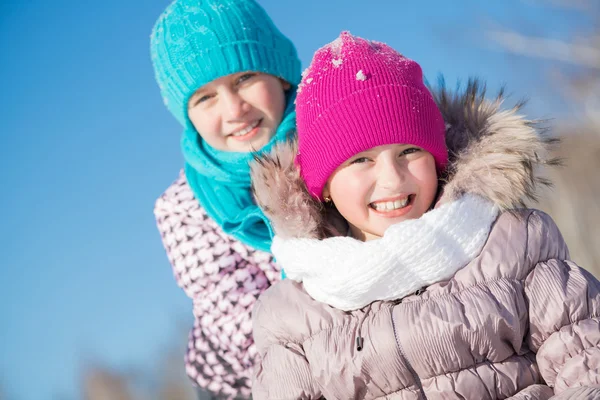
[329,171,370,215]
[254,82,286,120]
[330,171,366,198]
[187,108,225,148]
[409,156,438,202]
[188,108,214,133]
[188,109,230,151]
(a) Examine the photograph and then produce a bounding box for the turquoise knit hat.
[150,0,301,126]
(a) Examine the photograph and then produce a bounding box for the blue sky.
[0,0,589,398]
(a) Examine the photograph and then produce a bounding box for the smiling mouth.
[229,119,262,141]
[369,194,415,212]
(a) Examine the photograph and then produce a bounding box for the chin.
[241,135,271,152]
[256,131,277,147]
[251,139,272,151]
[376,217,409,235]
[364,224,388,238]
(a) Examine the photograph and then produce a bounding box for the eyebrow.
[353,149,376,157]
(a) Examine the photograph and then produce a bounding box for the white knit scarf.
[271,195,499,311]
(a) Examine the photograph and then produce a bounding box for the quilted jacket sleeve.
[523,210,600,395]
[154,172,281,398]
[252,291,323,400]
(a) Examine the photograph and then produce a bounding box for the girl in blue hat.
[150,0,300,397]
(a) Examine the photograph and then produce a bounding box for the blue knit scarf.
[181,91,296,253]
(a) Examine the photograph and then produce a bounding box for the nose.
[221,89,249,120]
[376,153,405,190]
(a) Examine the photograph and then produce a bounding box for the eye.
[349,156,371,165]
[189,93,214,108]
[236,73,256,85]
[197,94,214,103]
[400,147,421,157]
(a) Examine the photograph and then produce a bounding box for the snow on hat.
[295,31,448,200]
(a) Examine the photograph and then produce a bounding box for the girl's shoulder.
[154,170,278,276]
[154,170,210,223]
[155,170,237,241]
[491,208,567,258]
[450,208,569,285]
[254,279,352,347]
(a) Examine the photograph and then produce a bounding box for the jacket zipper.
[391,303,427,400]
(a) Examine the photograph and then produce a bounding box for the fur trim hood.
[250,79,559,240]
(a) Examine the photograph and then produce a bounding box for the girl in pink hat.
[249,32,600,399]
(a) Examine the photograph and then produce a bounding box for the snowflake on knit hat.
[297,68,315,94]
[327,36,344,56]
[210,2,226,11]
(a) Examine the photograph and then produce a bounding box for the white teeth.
[231,120,260,137]
[372,197,409,212]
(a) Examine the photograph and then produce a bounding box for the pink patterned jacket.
[154,171,281,399]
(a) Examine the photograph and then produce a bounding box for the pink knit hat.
[296,32,448,200]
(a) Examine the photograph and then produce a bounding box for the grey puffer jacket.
[249,80,600,399]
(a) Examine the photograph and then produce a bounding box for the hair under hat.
[296,32,448,200]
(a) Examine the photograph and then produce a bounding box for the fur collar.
[250,78,559,240]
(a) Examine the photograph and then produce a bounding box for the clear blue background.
[0,1,589,398]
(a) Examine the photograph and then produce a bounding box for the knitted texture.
[154,172,281,397]
[272,195,499,310]
[150,0,301,126]
[295,31,448,199]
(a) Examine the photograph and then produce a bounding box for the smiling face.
[187,72,290,152]
[323,144,439,241]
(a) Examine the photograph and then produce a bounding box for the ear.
[281,79,291,91]
[322,184,330,200]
